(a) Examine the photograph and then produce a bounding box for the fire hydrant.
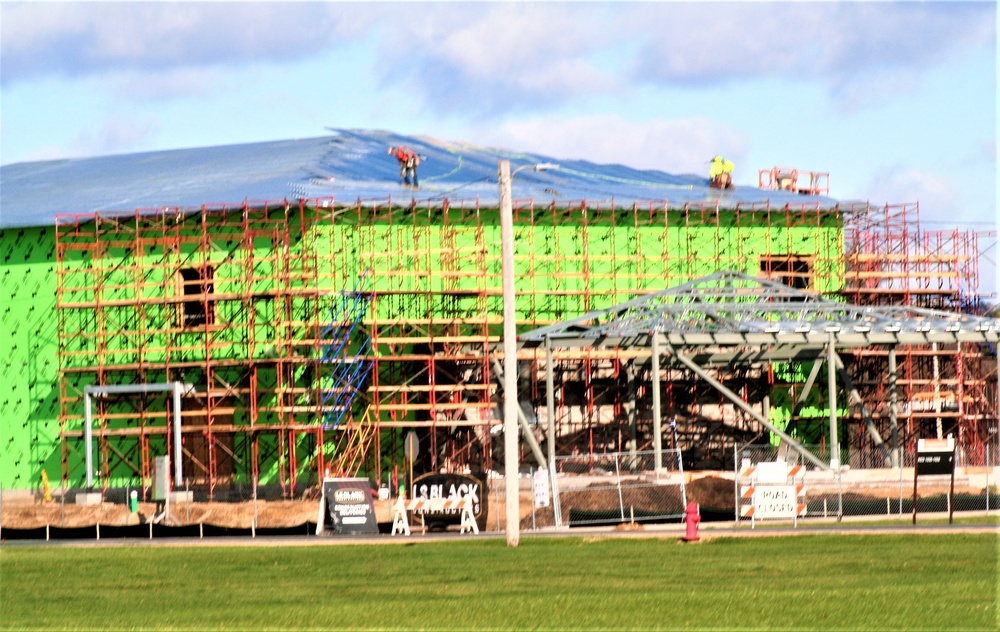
[683,502,701,542]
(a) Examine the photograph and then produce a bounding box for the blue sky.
[1,1,997,291]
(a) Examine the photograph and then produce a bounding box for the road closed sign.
[753,485,798,519]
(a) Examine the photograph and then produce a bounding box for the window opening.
[760,255,814,290]
[179,266,215,327]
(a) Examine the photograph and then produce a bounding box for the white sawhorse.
[391,496,479,535]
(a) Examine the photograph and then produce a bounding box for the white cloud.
[108,67,228,100]
[857,165,985,229]
[0,2,380,84]
[70,114,159,157]
[623,2,994,108]
[3,2,992,116]
[471,114,750,178]
[375,3,618,114]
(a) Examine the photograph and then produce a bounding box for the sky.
[1,1,997,293]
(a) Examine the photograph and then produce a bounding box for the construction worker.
[388,146,420,188]
[708,155,735,190]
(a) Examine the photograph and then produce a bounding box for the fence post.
[898,463,904,516]
[733,445,739,528]
[252,478,258,539]
[530,466,536,531]
[615,457,625,522]
[986,444,990,514]
[836,468,843,522]
[495,480,501,532]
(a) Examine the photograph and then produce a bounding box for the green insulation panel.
[0,226,61,493]
[1,205,846,490]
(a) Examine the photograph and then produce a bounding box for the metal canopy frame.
[84,383,184,490]
[518,271,1000,471]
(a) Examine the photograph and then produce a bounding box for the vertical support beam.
[932,343,943,438]
[668,346,829,471]
[498,159,519,547]
[827,332,841,469]
[832,353,889,464]
[84,391,94,489]
[889,346,900,468]
[544,336,562,527]
[627,362,637,466]
[173,383,183,486]
[651,334,663,473]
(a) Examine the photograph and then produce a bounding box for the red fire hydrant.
[683,502,701,542]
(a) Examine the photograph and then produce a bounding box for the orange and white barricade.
[391,495,479,536]
[738,460,807,528]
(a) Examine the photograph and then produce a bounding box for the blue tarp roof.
[0,128,837,229]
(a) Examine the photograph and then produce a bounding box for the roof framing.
[516,270,1000,474]
[520,270,1000,350]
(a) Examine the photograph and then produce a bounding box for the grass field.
[1,533,996,630]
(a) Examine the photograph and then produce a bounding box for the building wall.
[0,226,61,492]
[0,201,846,491]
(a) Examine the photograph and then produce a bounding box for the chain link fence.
[735,443,999,525]
[5,440,997,539]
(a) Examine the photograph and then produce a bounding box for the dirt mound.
[1,500,321,530]
[685,476,734,509]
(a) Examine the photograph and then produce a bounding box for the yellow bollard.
[40,470,53,503]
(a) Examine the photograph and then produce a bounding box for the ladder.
[319,274,374,431]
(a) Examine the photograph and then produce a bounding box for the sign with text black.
[411,472,488,531]
[915,451,955,476]
[323,478,378,535]
[916,438,956,476]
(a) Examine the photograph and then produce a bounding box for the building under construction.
[1,130,996,498]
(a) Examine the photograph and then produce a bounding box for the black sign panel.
[916,451,955,476]
[323,478,378,535]
[411,472,489,531]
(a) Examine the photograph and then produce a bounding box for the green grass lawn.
[1,534,996,630]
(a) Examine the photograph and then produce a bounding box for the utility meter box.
[152,456,170,501]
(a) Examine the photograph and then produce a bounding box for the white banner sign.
[753,485,798,518]
[533,469,550,508]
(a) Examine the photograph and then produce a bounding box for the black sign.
[323,478,378,535]
[411,472,489,531]
[916,451,955,476]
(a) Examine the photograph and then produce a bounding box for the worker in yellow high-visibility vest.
[709,156,735,190]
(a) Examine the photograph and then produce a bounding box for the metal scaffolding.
[840,202,996,460]
[54,196,998,497]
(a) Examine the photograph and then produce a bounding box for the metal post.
[651,334,663,473]
[827,332,840,469]
[545,336,562,527]
[949,443,956,524]
[84,391,94,488]
[898,462,904,516]
[627,363,637,468]
[837,467,843,522]
[733,445,739,528]
[932,343,943,439]
[615,456,624,521]
[912,438,919,524]
[889,346,899,468]
[172,383,183,485]
[499,159,519,547]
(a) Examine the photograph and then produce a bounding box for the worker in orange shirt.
[388,146,420,188]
